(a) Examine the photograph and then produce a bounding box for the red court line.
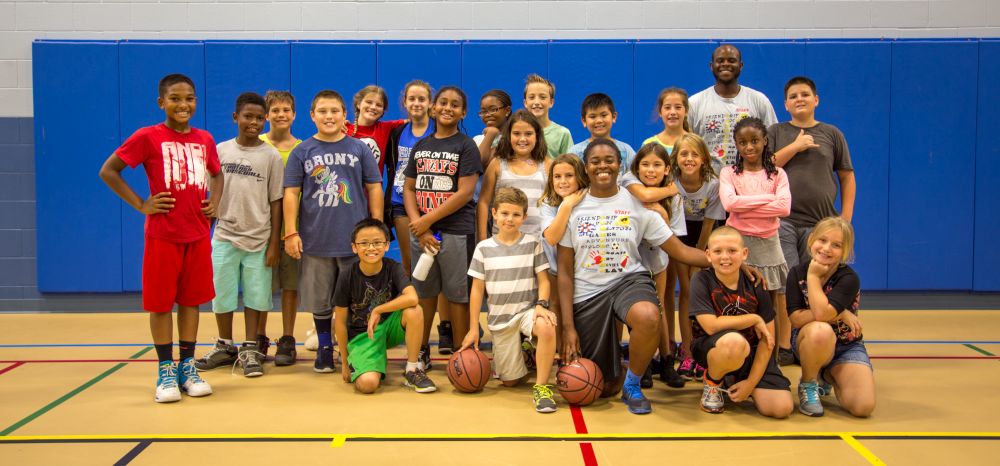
[0,361,24,376]
[570,405,599,466]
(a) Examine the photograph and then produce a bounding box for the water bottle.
[412,232,441,281]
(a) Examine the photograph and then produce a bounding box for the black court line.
[3,435,1000,444]
[112,441,151,466]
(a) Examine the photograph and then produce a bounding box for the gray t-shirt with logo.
[214,139,284,252]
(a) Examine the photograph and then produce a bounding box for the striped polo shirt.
[467,233,549,331]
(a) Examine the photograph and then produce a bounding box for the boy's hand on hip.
[140,192,175,215]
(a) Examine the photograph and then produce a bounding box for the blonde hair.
[670,133,715,182]
[524,74,555,98]
[264,90,295,112]
[808,217,855,264]
[493,187,528,213]
[708,225,745,247]
[540,154,588,207]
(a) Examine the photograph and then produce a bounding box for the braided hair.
[732,117,777,179]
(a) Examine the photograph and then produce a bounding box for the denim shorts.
[791,326,873,384]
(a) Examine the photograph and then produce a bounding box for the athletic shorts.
[390,204,408,220]
[791,327,873,385]
[142,236,214,313]
[298,253,357,317]
[692,329,790,391]
[409,232,475,303]
[491,310,537,381]
[680,219,704,248]
[572,272,658,381]
[211,239,273,313]
[778,219,812,270]
[271,249,299,292]
[346,310,407,382]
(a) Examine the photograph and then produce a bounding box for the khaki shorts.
[491,310,536,382]
[272,250,299,292]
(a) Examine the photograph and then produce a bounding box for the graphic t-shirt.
[259,133,301,166]
[677,177,726,222]
[284,137,381,257]
[559,189,673,302]
[767,122,853,228]
[467,234,549,331]
[786,263,862,345]
[620,172,687,273]
[688,86,778,175]
[346,119,407,175]
[213,139,284,252]
[391,121,434,207]
[569,139,636,176]
[115,124,222,243]
[403,132,483,235]
[543,122,574,158]
[539,203,559,274]
[333,258,411,341]
[690,269,774,348]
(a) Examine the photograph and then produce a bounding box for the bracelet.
[282,232,299,240]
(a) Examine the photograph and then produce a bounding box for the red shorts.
[142,236,215,313]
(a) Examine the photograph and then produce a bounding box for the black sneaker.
[238,342,264,377]
[256,335,270,361]
[418,344,433,371]
[193,340,237,371]
[777,347,797,366]
[437,321,453,355]
[404,368,437,393]
[659,358,686,388]
[313,346,336,373]
[640,365,653,389]
[274,335,297,366]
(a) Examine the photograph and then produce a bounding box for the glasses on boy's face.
[478,106,506,117]
[354,241,387,249]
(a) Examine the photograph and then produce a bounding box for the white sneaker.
[178,357,213,397]
[155,362,181,403]
[304,329,319,351]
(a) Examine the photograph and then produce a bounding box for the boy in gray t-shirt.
[196,92,284,377]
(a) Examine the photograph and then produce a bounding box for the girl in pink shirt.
[720,117,792,345]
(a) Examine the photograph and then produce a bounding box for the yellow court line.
[2,431,1000,443]
[840,434,887,465]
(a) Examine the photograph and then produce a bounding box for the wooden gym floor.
[1,309,999,465]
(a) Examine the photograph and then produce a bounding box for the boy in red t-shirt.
[99,74,224,403]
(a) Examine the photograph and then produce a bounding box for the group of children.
[99,52,873,420]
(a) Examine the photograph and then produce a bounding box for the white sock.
[406,361,420,372]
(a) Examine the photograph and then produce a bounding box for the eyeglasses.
[354,241,387,249]
[477,106,507,117]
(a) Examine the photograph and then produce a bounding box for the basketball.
[556,358,604,406]
[446,348,491,393]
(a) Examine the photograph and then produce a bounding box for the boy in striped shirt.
[462,187,557,413]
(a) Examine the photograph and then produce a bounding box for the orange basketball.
[446,348,491,393]
[556,358,604,406]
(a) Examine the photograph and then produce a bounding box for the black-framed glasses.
[478,105,508,117]
[354,241,387,249]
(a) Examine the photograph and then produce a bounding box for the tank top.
[494,159,546,235]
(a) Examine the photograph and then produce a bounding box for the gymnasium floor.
[1,309,998,465]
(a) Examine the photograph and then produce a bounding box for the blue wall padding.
[33,42,123,291]
[632,41,717,145]
[461,42,548,138]
[289,42,377,140]
[204,42,291,142]
[547,42,635,149]
[804,41,891,290]
[974,40,1000,291]
[118,42,207,291]
[376,42,463,123]
[32,39,998,292]
[888,41,978,289]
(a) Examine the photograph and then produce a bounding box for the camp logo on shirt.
[160,141,210,191]
[576,211,635,273]
[702,112,751,166]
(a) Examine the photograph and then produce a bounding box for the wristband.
[282,232,300,240]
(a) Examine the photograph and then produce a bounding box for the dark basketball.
[446,348,491,393]
[556,358,604,406]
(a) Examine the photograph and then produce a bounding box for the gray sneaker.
[404,368,437,393]
[238,342,264,377]
[701,380,725,414]
[798,380,825,417]
[193,340,237,371]
[532,384,558,413]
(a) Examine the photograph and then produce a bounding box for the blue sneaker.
[798,379,824,417]
[154,361,181,403]
[178,357,212,397]
[314,346,336,373]
[621,383,652,415]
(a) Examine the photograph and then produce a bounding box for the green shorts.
[347,310,406,382]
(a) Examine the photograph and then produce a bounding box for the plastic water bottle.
[412,233,441,281]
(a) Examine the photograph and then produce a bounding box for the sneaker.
[178,358,213,397]
[256,335,270,362]
[677,357,695,380]
[532,384,558,413]
[701,378,725,414]
[640,365,653,389]
[693,363,706,382]
[659,359,686,388]
[798,380,825,417]
[274,335,297,366]
[522,336,537,371]
[437,321,454,355]
[304,329,319,351]
[313,346,336,373]
[154,361,181,403]
[193,340,237,371]
[418,344,433,372]
[777,347,797,366]
[404,368,437,393]
[819,380,833,396]
[238,342,264,377]
[621,382,652,414]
